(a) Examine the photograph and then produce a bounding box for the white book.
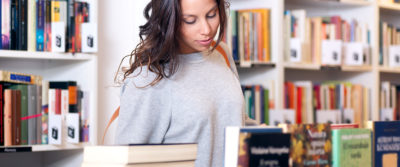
[27,0,36,51]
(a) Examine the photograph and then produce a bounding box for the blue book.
[36,0,44,51]
[374,121,400,167]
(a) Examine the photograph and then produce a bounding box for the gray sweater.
[116,43,255,167]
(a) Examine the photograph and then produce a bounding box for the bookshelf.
[0,0,98,166]
[228,0,400,124]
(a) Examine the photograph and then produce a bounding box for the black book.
[18,0,27,50]
[10,0,19,50]
[248,133,291,167]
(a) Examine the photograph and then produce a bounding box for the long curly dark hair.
[115,0,229,87]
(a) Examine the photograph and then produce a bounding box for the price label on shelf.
[316,110,341,124]
[380,108,394,121]
[389,45,400,67]
[322,40,342,65]
[269,109,295,126]
[290,38,302,62]
[343,109,355,124]
[344,42,364,66]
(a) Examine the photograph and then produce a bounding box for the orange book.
[4,89,12,146]
[296,87,302,124]
[239,9,271,62]
[351,85,363,126]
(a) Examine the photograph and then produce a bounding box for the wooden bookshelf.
[341,65,373,72]
[379,2,400,11]
[0,51,95,60]
[0,143,90,153]
[379,66,400,73]
[284,62,320,70]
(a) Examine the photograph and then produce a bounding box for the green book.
[263,89,269,125]
[332,128,372,167]
[10,84,28,145]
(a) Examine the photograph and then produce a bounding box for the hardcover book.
[291,123,332,167]
[374,121,400,167]
[332,128,372,167]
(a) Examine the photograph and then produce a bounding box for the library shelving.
[0,0,98,166]
[228,0,400,125]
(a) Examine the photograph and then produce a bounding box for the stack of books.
[82,143,197,167]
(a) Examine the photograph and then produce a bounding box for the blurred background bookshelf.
[226,0,400,127]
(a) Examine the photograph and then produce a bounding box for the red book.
[0,84,3,145]
[331,123,359,130]
[313,85,321,110]
[296,87,302,124]
[55,89,61,115]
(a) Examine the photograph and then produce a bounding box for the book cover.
[224,126,283,167]
[0,84,2,146]
[36,0,45,51]
[2,0,10,49]
[247,133,290,167]
[10,84,28,145]
[27,0,36,51]
[44,0,51,51]
[27,84,37,145]
[332,128,372,167]
[4,89,12,146]
[10,0,19,50]
[291,123,332,167]
[18,0,27,50]
[41,81,49,144]
[374,121,400,167]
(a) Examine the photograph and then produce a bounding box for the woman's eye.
[207,12,217,18]
[184,19,196,24]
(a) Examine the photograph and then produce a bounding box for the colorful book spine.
[4,89,12,146]
[44,0,51,51]
[36,0,45,51]
[1,0,10,49]
[0,84,3,146]
[18,0,27,50]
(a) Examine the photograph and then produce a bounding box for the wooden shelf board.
[284,62,321,70]
[341,65,372,72]
[379,66,400,73]
[286,0,372,8]
[0,143,90,153]
[0,50,96,60]
[379,2,400,11]
[235,61,276,68]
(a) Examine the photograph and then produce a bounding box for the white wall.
[98,0,149,144]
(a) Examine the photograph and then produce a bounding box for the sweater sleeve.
[218,42,260,126]
[115,68,172,144]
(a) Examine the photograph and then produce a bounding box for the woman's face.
[178,0,220,54]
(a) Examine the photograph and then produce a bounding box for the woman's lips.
[197,38,212,46]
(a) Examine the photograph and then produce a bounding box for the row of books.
[379,21,400,67]
[284,10,371,66]
[380,81,400,121]
[225,121,400,167]
[241,83,275,125]
[381,0,400,4]
[0,0,97,53]
[225,9,271,67]
[284,81,370,126]
[0,70,90,146]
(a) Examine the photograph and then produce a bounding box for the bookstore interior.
[1,0,400,166]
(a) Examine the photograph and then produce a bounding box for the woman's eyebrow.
[182,4,218,17]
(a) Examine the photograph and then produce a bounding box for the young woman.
[115,0,257,166]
